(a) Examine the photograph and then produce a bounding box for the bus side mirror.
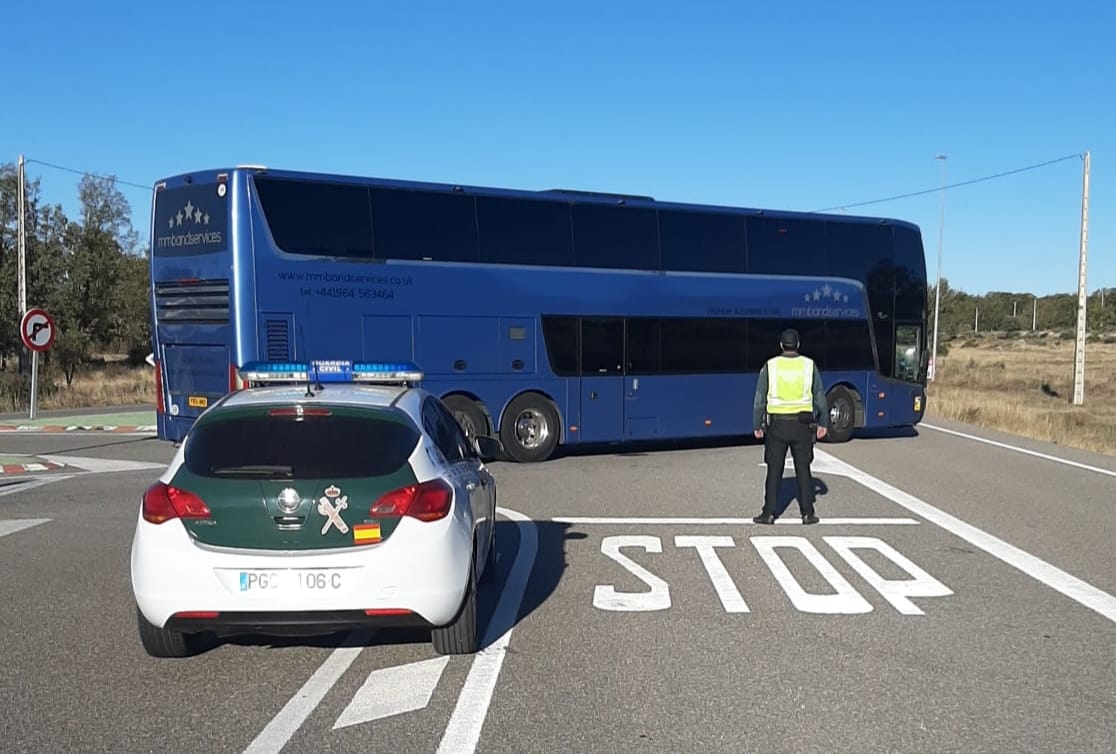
[473,435,503,459]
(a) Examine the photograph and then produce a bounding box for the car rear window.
[183,408,420,479]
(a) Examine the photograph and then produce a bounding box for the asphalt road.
[1,417,1114,753]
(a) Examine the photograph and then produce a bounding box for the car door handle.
[466,482,477,491]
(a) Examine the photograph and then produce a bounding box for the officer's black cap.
[780,328,800,349]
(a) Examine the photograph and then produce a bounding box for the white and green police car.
[130,360,501,658]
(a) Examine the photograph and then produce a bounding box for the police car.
[130,360,501,658]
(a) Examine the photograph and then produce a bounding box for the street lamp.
[930,154,947,381]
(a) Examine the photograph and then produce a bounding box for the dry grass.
[926,334,1116,457]
[40,364,155,409]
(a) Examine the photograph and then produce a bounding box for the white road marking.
[921,422,1116,479]
[675,535,750,612]
[816,448,1116,624]
[241,629,373,754]
[333,656,449,730]
[824,536,954,615]
[553,516,919,526]
[593,535,671,611]
[437,506,538,754]
[752,536,873,614]
[0,476,72,498]
[0,518,51,538]
[38,455,166,474]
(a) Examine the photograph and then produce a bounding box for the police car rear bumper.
[130,510,473,631]
[164,609,433,637]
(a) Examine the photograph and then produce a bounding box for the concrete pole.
[1072,151,1090,406]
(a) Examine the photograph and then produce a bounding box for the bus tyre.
[500,393,559,463]
[443,395,488,441]
[824,386,857,443]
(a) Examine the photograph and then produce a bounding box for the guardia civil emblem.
[317,485,349,535]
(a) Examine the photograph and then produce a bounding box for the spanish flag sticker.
[353,523,382,544]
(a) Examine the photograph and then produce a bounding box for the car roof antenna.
[297,324,315,398]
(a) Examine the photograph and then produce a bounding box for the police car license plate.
[238,569,344,593]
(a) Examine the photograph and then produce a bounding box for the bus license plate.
[238,570,344,592]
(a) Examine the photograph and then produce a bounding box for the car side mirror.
[473,435,503,459]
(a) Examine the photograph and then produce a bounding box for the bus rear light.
[229,365,248,392]
[154,360,164,415]
[142,482,212,524]
[370,479,453,522]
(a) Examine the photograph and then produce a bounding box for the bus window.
[895,325,921,382]
[541,316,578,376]
[580,319,624,375]
[254,177,373,258]
[825,320,876,371]
[572,204,659,271]
[477,197,573,266]
[371,188,478,263]
[659,210,747,273]
[747,217,826,275]
[626,318,662,374]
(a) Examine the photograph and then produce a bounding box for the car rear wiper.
[209,464,294,478]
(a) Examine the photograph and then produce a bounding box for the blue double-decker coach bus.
[149,166,928,461]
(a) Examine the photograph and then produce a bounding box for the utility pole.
[17,155,28,379]
[1072,151,1090,406]
[1013,301,1017,318]
[1033,298,1037,332]
[974,306,979,333]
[17,154,27,317]
[930,154,947,380]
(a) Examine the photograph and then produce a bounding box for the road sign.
[20,308,56,353]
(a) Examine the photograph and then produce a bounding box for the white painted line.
[552,516,920,526]
[921,422,1116,479]
[0,475,72,498]
[39,455,166,473]
[241,629,372,754]
[675,536,750,612]
[437,506,538,754]
[333,655,449,730]
[0,518,51,539]
[815,448,1116,624]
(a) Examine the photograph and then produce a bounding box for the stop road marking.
[593,534,953,616]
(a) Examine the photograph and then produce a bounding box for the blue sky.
[4,1,1113,296]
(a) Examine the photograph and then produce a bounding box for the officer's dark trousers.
[762,414,816,517]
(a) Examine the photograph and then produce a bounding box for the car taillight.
[154,360,164,415]
[142,482,212,524]
[370,479,453,522]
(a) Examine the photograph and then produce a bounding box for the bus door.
[577,318,624,443]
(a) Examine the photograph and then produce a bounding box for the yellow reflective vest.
[765,355,815,414]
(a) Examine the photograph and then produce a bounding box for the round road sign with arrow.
[20,308,57,353]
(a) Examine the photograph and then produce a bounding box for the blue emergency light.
[238,360,424,386]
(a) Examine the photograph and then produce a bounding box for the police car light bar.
[238,360,423,386]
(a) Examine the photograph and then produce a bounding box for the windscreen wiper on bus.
[209,464,294,479]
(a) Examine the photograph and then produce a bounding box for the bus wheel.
[825,386,857,443]
[500,393,559,463]
[444,395,488,441]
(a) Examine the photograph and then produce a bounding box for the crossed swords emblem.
[317,485,349,535]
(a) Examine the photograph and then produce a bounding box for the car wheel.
[499,393,560,463]
[443,395,488,442]
[432,564,478,655]
[136,606,198,658]
[825,386,857,443]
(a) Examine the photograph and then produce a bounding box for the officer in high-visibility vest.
[751,328,828,525]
